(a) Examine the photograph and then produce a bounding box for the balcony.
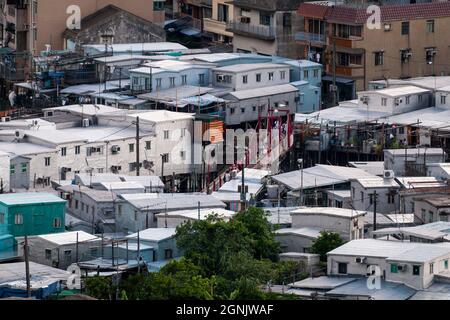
[295,31,326,45]
[204,19,233,37]
[226,21,275,41]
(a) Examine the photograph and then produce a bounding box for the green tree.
[233,207,280,261]
[311,231,344,261]
[84,276,114,300]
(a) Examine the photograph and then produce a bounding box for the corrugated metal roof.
[227,84,298,101]
[291,207,366,218]
[126,228,176,242]
[276,227,322,239]
[272,164,376,191]
[0,192,65,206]
[36,231,100,246]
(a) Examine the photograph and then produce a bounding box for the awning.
[322,75,354,84]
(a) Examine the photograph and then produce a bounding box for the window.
[61,147,67,157]
[426,20,434,33]
[217,4,229,22]
[418,94,423,102]
[75,145,81,155]
[268,72,274,81]
[313,69,319,78]
[230,108,235,114]
[260,13,270,26]
[241,108,245,113]
[374,51,384,66]
[256,73,261,82]
[413,265,420,275]
[303,70,309,78]
[426,48,437,64]
[399,127,405,135]
[381,97,387,106]
[405,96,410,104]
[153,0,165,11]
[164,130,170,139]
[129,163,137,172]
[360,191,364,202]
[242,75,248,84]
[64,250,72,263]
[85,205,89,213]
[53,218,61,228]
[182,75,187,85]
[145,141,151,150]
[333,24,362,38]
[391,264,398,273]
[169,77,175,87]
[280,71,286,80]
[81,202,84,211]
[401,21,409,35]
[10,164,15,174]
[45,249,52,260]
[199,74,205,85]
[445,260,449,269]
[45,157,51,167]
[0,213,4,224]
[15,213,23,225]
[216,74,232,83]
[387,194,395,204]
[165,249,173,259]
[181,128,186,137]
[156,78,162,89]
[180,151,186,160]
[441,95,447,105]
[338,262,347,274]
[369,194,374,205]
[283,12,291,28]
[252,106,257,112]
[118,205,122,216]
[162,153,169,163]
[129,143,135,153]
[75,200,79,209]
[430,263,434,274]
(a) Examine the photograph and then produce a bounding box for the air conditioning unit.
[82,118,90,127]
[384,23,391,31]
[383,170,395,179]
[14,130,24,139]
[397,264,408,272]
[1,116,11,122]
[355,257,366,264]
[111,145,121,153]
[143,160,154,169]
[360,96,369,104]
[240,16,251,24]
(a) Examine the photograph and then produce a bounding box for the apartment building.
[226,0,304,59]
[297,1,450,101]
[3,0,165,53]
[203,0,235,43]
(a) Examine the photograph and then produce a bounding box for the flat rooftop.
[291,207,366,218]
[0,192,65,206]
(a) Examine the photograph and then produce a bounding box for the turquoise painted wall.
[0,201,66,237]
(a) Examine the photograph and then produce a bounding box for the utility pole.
[24,235,31,298]
[136,116,140,176]
[75,232,79,265]
[373,191,378,236]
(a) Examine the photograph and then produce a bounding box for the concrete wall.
[292,214,364,241]
[213,65,291,91]
[414,199,450,223]
[0,153,10,192]
[351,180,399,214]
[275,233,314,253]
[384,151,445,177]
[357,91,431,115]
[224,90,298,125]
[18,235,102,270]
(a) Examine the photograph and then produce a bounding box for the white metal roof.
[36,231,100,246]
[275,227,322,239]
[227,84,298,101]
[381,107,450,130]
[83,42,187,53]
[359,85,430,98]
[126,228,176,242]
[271,164,376,191]
[328,239,450,263]
[155,208,235,220]
[291,207,366,218]
[384,148,444,156]
[0,262,69,289]
[99,181,145,191]
[354,177,400,188]
[119,193,226,211]
[214,63,289,73]
[128,110,194,123]
[44,104,124,116]
[348,161,385,176]
[0,141,56,156]
[396,177,447,189]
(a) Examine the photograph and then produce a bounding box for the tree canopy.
[310,231,344,261]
